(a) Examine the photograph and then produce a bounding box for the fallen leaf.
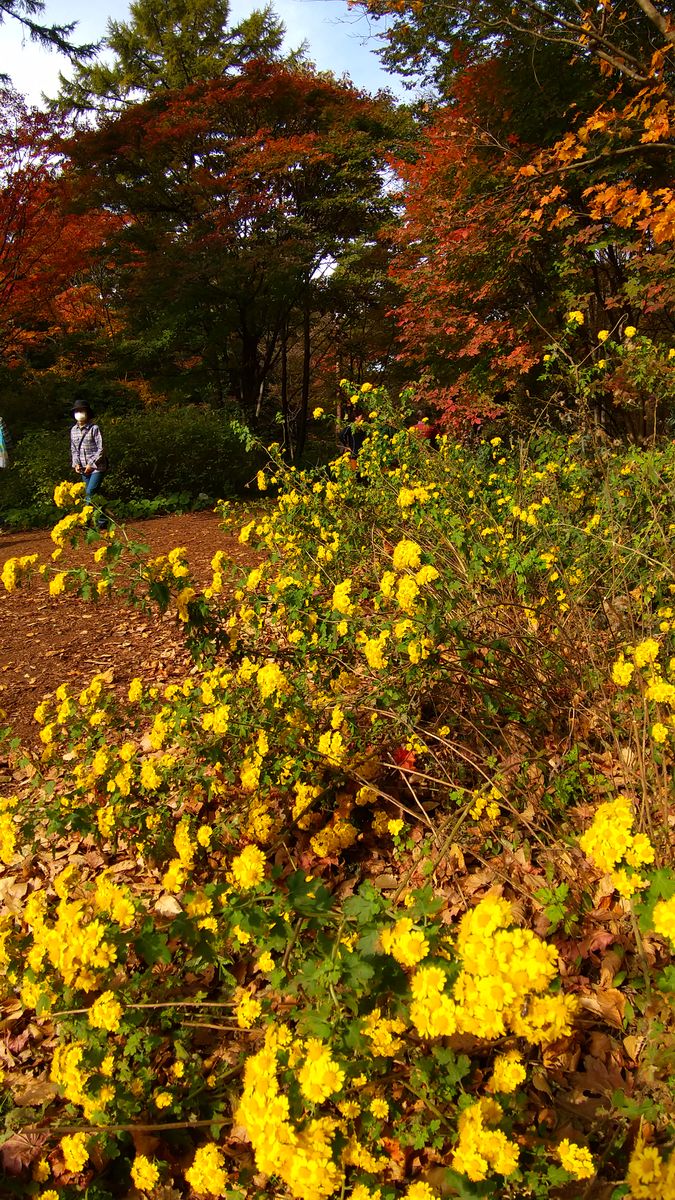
[11,1078,59,1107]
[0,1130,49,1173]
[579,987,626,1027]
[154,894,183,918]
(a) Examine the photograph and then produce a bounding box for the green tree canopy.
[56,0,301,114]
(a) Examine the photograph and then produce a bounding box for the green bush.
[0,406,262,527]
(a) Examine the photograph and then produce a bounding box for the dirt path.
[0,510,260,745]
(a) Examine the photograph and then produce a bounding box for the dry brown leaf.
[154,894,183,918]
[579,987,626,1027]
[599,950,624,989]
[623,1034,645,1062]
[0,1129,48,1173]
[10,1078,58,1106]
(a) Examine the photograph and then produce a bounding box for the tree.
[353,0,675,430]
[0,90,117,367]
[357,0,675,97]
[56,0,299,114]
[0,0,95,79]
[63,61,403,451]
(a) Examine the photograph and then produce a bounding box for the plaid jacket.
[70,421,107,472]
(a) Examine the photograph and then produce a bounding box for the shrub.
[0,405,262,527]
[2,386,675,1198]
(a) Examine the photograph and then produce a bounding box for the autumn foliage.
[0,91,118,368]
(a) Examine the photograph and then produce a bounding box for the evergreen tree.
[0,0,95,83]
[56,0,301,114]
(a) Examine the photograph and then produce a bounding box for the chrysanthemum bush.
[2,390,675,1197]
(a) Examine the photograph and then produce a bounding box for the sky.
[2,0,407,105]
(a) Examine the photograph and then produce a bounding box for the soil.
[0,510,260,746]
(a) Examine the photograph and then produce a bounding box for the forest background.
[1,0,675,525]
[3,3,675,1200]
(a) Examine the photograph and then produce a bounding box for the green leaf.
[135,922,171,966]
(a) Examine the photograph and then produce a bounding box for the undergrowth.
[1,385,675,1199]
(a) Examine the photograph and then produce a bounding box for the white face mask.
[74,411,87,423]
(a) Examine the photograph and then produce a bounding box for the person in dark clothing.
[338,411,369,458]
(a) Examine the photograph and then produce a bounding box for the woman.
[70,402,108,527]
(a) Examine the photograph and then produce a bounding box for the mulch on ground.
[0,510,260,746]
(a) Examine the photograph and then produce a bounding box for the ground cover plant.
[2,383,675,1198]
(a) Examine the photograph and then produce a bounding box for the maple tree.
[0,90,117,374]
[358,0,675,429]
[63,61,404,445]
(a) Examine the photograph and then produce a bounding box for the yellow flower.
[392,538,422,572]
[298,1038,345,1103]
[185,1144,228,1196]
[176,586,196,622]
[624,325,637,338]
[404,1185,437,1200]
[653,896,675,945]
[332,578,354,615]
[612,657,634,686]
[61,1132,88,1173]
[197,824,213,847]
[230,844,266,889]
[487,1051,526,1094]
[370,1097,389,1118]
[235,990,262,1029]
[597,329,609,341]
[313,406,325,418]
[567,310,584,324]
[33,1159,50,1182]
[131,1155,160,1190]
[381,917,429,968]
[652,721,669,743]
[128,678,143,702]
[257,661,286,701]
[557,1139,594,1180]
[49,572,67,597]
[88,991,123,1032]
[633,638,660,668]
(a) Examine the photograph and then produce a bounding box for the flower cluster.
[451,1097,519,1182]
[184,1143,228,1196]
[53,480,86,508]
[409,895,577,1046]
[626,1137,675,1199]
[557,1139,595,1180]
[298,1039,346,1103]
[236,1032,343,1200]
[381,917,429,967]
[1,553,38,592]
[652,895,675,945]
[230,844,266,889]
[579,796,654,897]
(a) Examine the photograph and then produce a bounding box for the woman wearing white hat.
[71,402,109,528]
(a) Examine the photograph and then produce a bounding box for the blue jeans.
[84,471,108,528]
